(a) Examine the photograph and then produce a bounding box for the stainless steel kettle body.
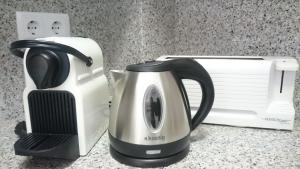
[109,59,215,167]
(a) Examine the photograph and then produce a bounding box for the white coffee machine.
[10,37,110,159]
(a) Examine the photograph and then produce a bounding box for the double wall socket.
[16,11,71,40]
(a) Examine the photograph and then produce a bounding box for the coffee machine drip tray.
[14,133,79,160]
[13,90,80,160]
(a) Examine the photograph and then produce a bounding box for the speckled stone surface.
[0,0,299,168]
[1,116,300,169]
[140,0,175,60]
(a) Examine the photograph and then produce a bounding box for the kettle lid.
[126,60,172,72]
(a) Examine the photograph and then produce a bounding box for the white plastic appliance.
[10,37,110,159]
[158,56,299,130]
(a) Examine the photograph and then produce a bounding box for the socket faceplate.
[16,12,70,40]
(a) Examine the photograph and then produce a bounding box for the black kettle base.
[110,145,189,168]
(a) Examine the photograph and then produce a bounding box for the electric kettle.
[109,58,215,167]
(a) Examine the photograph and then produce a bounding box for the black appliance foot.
[110,145,189,168]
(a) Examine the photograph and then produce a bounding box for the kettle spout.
[110,70,125,85]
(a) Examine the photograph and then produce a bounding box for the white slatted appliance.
[158,56,298,130]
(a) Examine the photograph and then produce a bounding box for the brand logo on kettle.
[144,135,165,141]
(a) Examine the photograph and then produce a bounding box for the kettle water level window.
[144,85,163,130]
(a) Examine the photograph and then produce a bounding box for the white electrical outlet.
[16,11,71,40]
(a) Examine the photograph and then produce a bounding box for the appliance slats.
[183,73,269,110]
[28,90,77,134]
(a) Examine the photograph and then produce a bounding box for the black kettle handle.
[171,58,215,130]
[9,40,93,66]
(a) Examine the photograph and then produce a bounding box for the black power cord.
[14,121,27,138]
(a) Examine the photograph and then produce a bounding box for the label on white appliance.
[264,117,291,124]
